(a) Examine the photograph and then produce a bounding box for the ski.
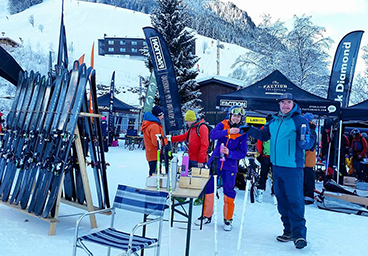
[89,69,110,208]
[81,85,103,208]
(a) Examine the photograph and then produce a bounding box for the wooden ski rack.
[0,112,105,236]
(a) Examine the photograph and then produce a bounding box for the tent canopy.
[217,70,340,117]
[97,93,139,113]
[341,99,368,121]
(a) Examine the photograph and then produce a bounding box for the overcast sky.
[224,0,368,72]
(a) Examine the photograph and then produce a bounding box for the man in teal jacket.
[247,93,314,250]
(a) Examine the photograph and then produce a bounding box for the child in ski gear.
[350,128,368,181]
[172,110,209,168]
[303,113,317,205]
[195,106,248,231]
[141,106,166,176]
[247,93,314,249]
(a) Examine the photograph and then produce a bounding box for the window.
[120,40,126,45]
[108,40,114,45]
[108,47,114,52]
[131,40,138,46]
[143,41,147,46]
[120,48,126,53]
[131,48,138,53]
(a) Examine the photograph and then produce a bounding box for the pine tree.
[149,0,202,114]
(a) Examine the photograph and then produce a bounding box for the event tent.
[217,70,340,117]
[97,93,139,113]
[341,99,368,121]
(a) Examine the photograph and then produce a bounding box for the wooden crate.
[191,167,210,178]
[179,176,206,189]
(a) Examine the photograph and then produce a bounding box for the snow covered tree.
[349,44,368,105]
[231,15,332,97]
[149,0,202,114]
[282,15,332,96]
[231,14,287,84]
[28,15,34,27]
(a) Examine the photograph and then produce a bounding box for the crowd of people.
[139,92,368,251]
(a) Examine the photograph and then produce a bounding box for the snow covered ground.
[1,143,368,256]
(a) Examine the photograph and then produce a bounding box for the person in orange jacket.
[172,110,209,168]
[141,106,165,176]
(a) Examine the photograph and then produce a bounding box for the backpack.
[186,122,214,155]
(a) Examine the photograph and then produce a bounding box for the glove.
[239,124,250,134]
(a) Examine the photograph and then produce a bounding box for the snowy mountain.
[0,0,249,106]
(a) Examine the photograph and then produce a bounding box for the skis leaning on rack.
[0,60,110,218]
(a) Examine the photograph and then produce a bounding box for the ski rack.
[0,112,103,236]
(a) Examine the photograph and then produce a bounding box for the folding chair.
[73,185,168,256]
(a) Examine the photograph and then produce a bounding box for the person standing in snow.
[247,93,314,249]
[303,113,317,205]
[255,114,275,204]
[350,128,368,181]
[172,110,209,168]
[195,106,248,231]
[141,106,165,176]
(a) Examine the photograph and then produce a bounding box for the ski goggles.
[230,107,246,116]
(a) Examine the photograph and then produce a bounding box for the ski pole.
[212,156,219,256]
[166,135,173,256]
[236,157,252,256]
[325,125,333,176]
[155,134,162,191]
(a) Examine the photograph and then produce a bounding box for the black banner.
[57,0,68,69]
[143,27,183,132]
[108,71,115,142]
[327,30,364,107]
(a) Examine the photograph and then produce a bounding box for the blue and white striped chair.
[73,185,168,256]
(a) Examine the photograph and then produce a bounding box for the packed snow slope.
[0,0,248,106]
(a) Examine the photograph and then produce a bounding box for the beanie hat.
[278,93,295,102]
[152,106,164,117]
[304,113,314,122]
[184,110,196,122]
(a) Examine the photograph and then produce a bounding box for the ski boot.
[223,219,233,231]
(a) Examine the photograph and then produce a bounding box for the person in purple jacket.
[194,106,248,231]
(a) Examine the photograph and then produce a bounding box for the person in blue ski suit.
[247,93,315,249]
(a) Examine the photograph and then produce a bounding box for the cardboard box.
[343,176,356,188]
[146,175,167,188]
[324,192,368,207]
[191,167,210,178]
[179,176,206,190]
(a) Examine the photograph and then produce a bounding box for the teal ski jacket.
[248,103,314,168]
